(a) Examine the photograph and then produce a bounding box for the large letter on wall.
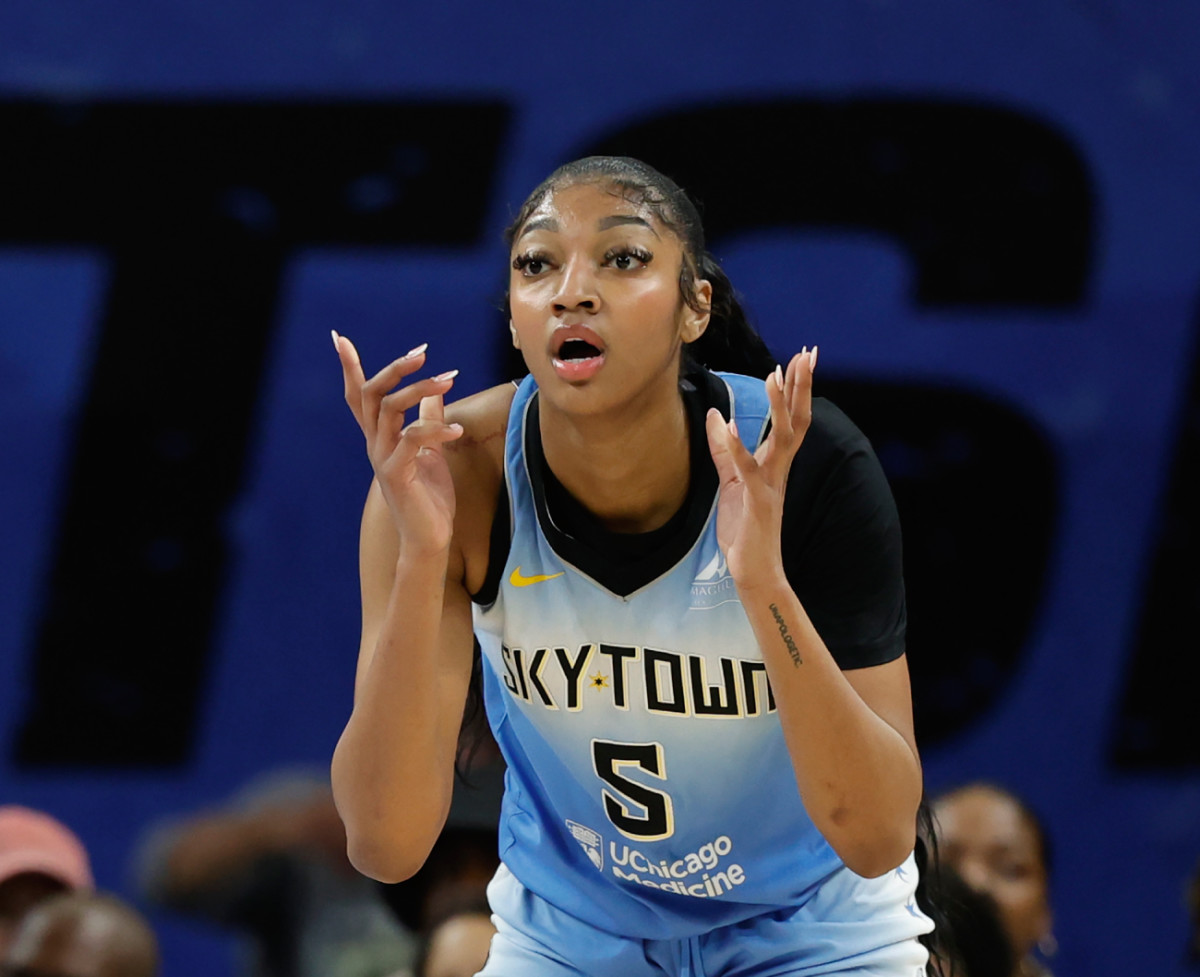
[1,99,509,765]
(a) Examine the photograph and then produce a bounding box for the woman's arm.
[736,579,920,878]
[331,486,477,883]
[328,335,478,884]
[706,349,921,878]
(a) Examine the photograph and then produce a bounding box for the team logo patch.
[566,820,604,871]
[689,550,739,611]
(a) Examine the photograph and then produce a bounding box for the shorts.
[477,860,932,977]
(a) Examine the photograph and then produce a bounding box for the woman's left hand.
[704,348,816,592]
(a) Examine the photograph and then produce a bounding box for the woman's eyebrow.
[597,214,659,236]
[516,216,558,240]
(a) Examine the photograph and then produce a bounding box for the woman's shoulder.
[444,381,517,472]
[357,382,515,592]
[787,395,896,526]
[445,382,518,589]
[808,396,875,459]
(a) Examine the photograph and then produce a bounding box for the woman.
[931,783,1055,977]
[331,157,932,975]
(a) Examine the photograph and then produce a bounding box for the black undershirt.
[473,371,724,603]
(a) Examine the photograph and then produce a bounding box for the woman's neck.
[538,380,692,534]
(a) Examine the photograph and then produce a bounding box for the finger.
[757,362,794,478]
[755,349,815,486]
[789,347,814,434]
[418,389,446,425]
[705,407,757,484]
[378,372,459,422]
[357,343,430,436]
[387,412,464,469]
[399,416,465,453]
[333,331,368,427]
[784,346,815,418]
[705,408,739,484]
[375,372,458,459]
[359,344,432,440]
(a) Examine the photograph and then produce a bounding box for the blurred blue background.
[2,1,1199,973]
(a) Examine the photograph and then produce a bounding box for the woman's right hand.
[333,331,464,556]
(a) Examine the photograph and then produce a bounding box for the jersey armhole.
[470,478,511,606]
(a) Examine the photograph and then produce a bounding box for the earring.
[1037,932,1058,958]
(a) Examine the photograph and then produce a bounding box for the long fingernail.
[406,343,429,358]
[729,419,739,438]
[331,330,341,352]
[775,364,784,389]
[434,369,459,382]
[810,346,819,372]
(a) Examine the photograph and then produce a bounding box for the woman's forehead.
[521,181,662,234]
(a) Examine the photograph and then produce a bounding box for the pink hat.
[0,806,93,891]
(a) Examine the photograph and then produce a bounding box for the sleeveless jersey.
[473,373,875,940]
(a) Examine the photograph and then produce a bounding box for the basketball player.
[331,157,932,975]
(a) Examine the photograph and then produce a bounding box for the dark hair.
[505,156,778,379]
[927,862,1017,977]
[915,799,958,976]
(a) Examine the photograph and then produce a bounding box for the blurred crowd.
[1,734,504,977]
[4,754,1198,976]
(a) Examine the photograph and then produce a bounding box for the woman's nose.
[552,256,600,313]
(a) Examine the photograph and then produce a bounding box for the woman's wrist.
[396,535,453,565]
[731,564,791,602]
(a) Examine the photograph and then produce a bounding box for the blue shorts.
[478,861,931,977]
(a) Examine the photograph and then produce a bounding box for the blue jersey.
[473,373,914,942]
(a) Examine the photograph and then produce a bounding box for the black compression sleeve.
[782,398,907,670]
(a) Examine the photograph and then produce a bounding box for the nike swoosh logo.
[510,566,565,587]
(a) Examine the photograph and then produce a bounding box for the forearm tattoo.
[769,603,803,667]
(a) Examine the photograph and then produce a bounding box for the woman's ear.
[681,278,712,344]
[509,319,521,350]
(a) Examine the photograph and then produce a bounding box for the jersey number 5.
[591,739,675,841]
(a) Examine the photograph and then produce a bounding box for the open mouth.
[550,327,607,382]
[557,338,603,361]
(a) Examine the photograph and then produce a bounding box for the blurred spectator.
[135,768,416,977]
[0,806,93,956]
[410,896,494,977]
[932,783,1055,977]
[2,890,158,977]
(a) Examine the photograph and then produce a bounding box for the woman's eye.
[513,253,551,277]
[606,248,652,271]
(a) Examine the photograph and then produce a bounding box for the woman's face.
[933,786,1052,963]
[507,181,710,417]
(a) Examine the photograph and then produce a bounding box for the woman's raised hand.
[704,348,816,592]
[333,331,464,555]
